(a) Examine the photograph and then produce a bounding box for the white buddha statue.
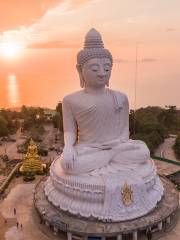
[45,29,164,221]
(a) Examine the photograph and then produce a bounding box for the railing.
[151,155,180,166]
[0,162,21,194]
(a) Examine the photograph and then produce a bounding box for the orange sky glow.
[0,0,180,109]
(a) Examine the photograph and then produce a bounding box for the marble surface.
[37,178,179,236]
[44,28,164,221]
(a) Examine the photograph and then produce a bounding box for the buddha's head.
[77,28,113,89]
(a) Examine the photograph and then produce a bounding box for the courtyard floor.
[0,136,180,240]
[0,176,65,240]
[0,163,179,240]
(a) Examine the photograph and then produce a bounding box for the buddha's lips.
[96,77,107,83]
[97,76,107,80]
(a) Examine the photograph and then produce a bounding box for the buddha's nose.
[98,68,106,77]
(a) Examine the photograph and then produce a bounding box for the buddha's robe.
[61,89,150,175]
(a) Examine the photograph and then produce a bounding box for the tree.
[158,105,178,130]
[52,113,63,132]
[56,102,63,118]
[54,102,63,132]
[129,106,169,153]
[0,116,9,137]
[21,106,46,131]
[174,136,180,159]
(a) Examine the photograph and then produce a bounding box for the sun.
[0,41,25,59]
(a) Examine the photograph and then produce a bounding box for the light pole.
[133,43,138,135]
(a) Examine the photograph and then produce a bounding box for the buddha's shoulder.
[62,90,85,104]
[109,89,128,102]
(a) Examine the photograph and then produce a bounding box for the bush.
[0,117,9,137]
[38,148,48,156]
[173,136,180,159]
[129,106,178,153]
[52,113,63,132]
[23,172,35,182]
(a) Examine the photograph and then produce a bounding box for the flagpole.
[133,43,138,135]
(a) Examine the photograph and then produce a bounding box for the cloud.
[141,58,157,63]
[66,0,95,10]
[166,27,175,32]
[0,0,61,32]
[0,0,96,45]
[28,40,79,49]
[114,58,129,63]
[114,58,157,64]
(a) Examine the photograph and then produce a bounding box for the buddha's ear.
[76,64,85,88]
[76,64,81,72]
[79,75,85,88]
[106,81,109,87]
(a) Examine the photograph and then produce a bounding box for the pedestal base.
[44,158,164,222]
[34,177,179,239]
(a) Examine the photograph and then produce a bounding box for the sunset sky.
[0,0,180,109]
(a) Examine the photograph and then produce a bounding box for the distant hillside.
[129,106,180,153]
[1,105,179,155]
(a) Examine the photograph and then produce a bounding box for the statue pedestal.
[44,158,164,222]
[34,177,179,240]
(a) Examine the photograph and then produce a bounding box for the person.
[16,221,19,228]
[60,28,150,175]
[13,207,16,215]
[146,226,152,240]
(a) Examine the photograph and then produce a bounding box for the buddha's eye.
[91,66,99,72]
[104,65,111,72]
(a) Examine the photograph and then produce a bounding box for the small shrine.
[20,139,45,174]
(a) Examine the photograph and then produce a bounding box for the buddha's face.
[81,58,112,89]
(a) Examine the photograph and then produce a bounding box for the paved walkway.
[154,137,180,176]
[155,137,178,161]
[0,135,179,240]
[0,174,179,240]
[0,177,62,240]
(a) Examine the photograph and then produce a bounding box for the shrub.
[173,136,180,159]
[23,172,35,182]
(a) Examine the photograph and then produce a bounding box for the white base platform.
[44,158,164,222]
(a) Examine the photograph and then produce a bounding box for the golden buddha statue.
[20,139,45,174]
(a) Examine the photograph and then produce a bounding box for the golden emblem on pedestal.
[121,181,133,206]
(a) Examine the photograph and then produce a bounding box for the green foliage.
[0,110,21,135]
[38,147,48,156]
[29,126,45,142]
[52,113,63,132]
[0,116,9,137]
[173,136,180,159]
[21,105,45,131]
[158,105,179,131]
[129,106,171,153]
[56,102,63,117]
[21,106,46,140]
[23,172,35,182]
[54,102,63,132]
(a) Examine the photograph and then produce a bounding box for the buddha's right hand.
[61,146,77,170]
